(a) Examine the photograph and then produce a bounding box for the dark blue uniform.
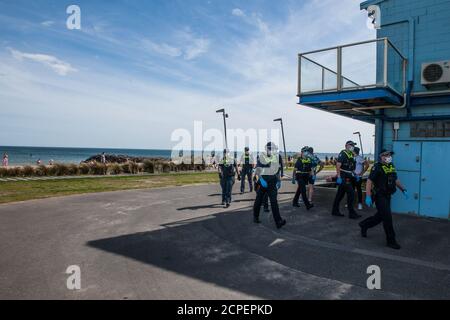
[332,150,358,217]
[219,158,237,205]
[359,162,398,244]
[293,157,313,209]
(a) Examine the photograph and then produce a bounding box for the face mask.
[384,156,392,164]
[347,146,354,152]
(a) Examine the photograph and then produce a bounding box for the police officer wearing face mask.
[253,142,286,229]
[332,140,361,219]
[292,146,314,210]
[359,149,407,250]
[239,147,255,194]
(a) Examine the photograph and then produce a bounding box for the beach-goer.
[36,158,42,165]
[2,153,8,167]
[101,152,106,164]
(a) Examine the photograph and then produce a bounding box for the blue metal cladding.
[391,141,421,215]
[419,142,450,218]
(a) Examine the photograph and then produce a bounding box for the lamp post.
[353,131,364,157]
[274,118,287,169]
[216,108,229,150]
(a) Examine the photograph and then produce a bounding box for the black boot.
[349,213,362,219]
[306,203,314,211]
[276,219,286,229]
[359,222,367,238]
[293,202,300,208]
[253,217,261,224]
[332,211,344,217]
[387,241,401,250]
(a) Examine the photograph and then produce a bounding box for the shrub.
[143,160,154,173]
[35,165,49,176]
[67,164,79,175]
[108,163,122,175]
[153,161,163,174]
[22,166,35,177]
[162,163,171,173]
[54,163,70,176]
[0,167,8,177]
[8,167,23,177]
[90,162,106,175]
[129,162,139,174]
[121,163,131,174]
[79,163,90,175]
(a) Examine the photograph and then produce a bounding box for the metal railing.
[298,38,407,97]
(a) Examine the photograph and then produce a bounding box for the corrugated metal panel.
[419,142,450,218]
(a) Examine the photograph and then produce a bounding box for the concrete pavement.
[0,178,449,299]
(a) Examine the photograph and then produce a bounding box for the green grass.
[0,172,219,204]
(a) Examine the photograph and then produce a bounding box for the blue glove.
[276,180,281,190]
[355,175,361,182]
[259,176,268,188]
[312,175,317,182]
[402,190,409,200]
[365,196,373,207]
[336,177,343,185]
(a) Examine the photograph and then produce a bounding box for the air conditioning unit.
[421,61,450,89]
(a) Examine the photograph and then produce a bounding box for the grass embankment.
[0,172,219,204]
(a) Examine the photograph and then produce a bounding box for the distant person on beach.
[36,159,42,165]
[101,152,106,164]
[2,153,8,167]
[49,159,54,166]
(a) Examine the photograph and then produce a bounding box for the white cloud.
[9,48,77,76]
[142,39,182,58]
[41,20,54,27]
[184,37,210,60]
[232,8,246,17]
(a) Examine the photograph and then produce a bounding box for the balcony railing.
[298,38,407,97]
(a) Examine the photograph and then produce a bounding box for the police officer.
[359,149,407,250]
[218,149,237,208]
[253,174,270,212]
[307,147,324,205]
[239,147,255,194]
[331,140,361,219]
[292,147,314,210]
[253,142,286,229]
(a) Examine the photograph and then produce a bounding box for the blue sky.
[0,0,376,152]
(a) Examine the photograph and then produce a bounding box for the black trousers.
[353,177,363,204]
[240,166,253,192]
[293,174,311,207]
[221,176,234,203]
[332,174,356,215]
[360,193,396,243]
[253,175,282,224]
[254,180,269,209]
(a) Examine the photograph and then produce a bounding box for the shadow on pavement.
[87,189,450,300]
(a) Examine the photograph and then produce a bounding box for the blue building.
[297,0,450,219]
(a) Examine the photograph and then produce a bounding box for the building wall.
[363,0,450,218]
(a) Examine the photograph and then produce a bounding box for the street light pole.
[353,131,364,157]
[216,108,229,150]
[274,118,287,168]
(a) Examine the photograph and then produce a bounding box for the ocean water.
[0,146,358,166]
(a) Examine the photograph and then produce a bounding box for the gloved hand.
[365,196,373,207]
[336,176,343,185]
[402,190,409,200]
[259,176,268,188]
[276,180,281,190]
[355,175,361,182]
[291,174,296,184]
[311,175,317,182]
